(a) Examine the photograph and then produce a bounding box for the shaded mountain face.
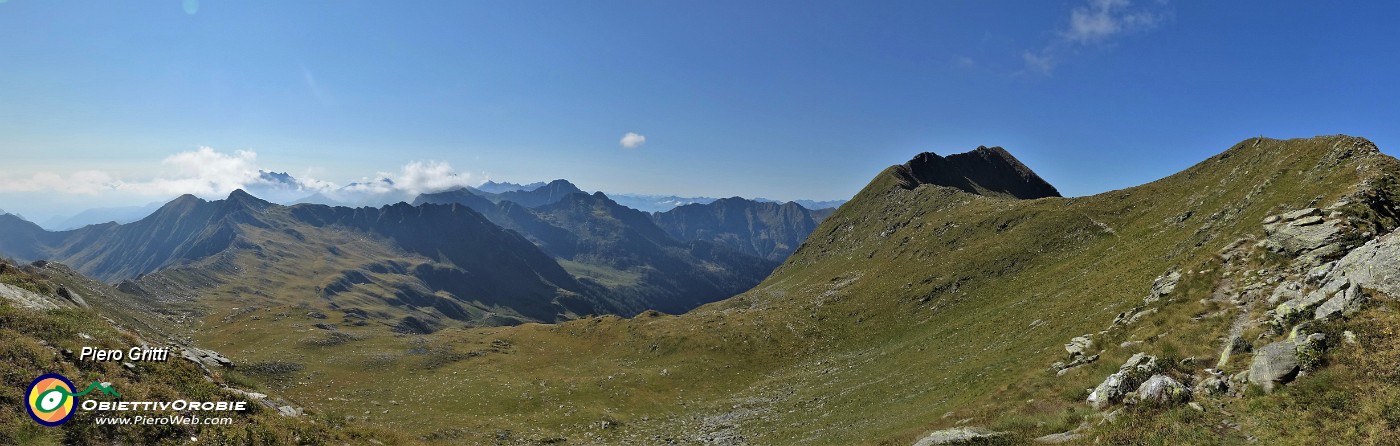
[0,213,58,261]
[0,189,625,328]
[415,189,776,315]
[652,197,825,261]
[42,192,268,282]
[889,146,1061,199]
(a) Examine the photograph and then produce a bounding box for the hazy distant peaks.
[476,181,547,194]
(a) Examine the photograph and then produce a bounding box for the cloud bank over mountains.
[0,146,482,218]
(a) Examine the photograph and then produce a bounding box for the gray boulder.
[912,427,1007,446]
[1087,353,1161,409]
[56,286,88,308]
[1135,374,1190,404]
[1144,270,1181,304]
[1065,336,1094,357]
[1248,340,1299,392]
[1194,375,1228,397]
[180,346,236,371]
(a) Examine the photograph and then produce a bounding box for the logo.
[27,374,76,426]
[26,374,120,426]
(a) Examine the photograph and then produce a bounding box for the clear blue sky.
[2,1,1399,220]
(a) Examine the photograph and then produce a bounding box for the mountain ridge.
[652,196,825,261]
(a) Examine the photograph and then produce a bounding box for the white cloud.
[0,170,115,195]
[1021,51,1056,74]
[388,161,473,195]
[620,132,647,149]
[1065,0,1165,44]
[0,146,484,211]
[0,147,498,222]
[141,147,263,195]
[1022,0,1170,74]
[0,146,266,196]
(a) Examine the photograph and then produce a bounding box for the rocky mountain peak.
[224,189,274,212]
[892,146,1061,199]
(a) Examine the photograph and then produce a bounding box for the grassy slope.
[717,135,1399,444]
[0,260,402,445]
[185,135,1400,444]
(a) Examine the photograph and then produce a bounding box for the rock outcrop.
[1248,340,1299,392]
[1143,270,1181,304]
[1318,229,1400,300]
[1134,375,1190,405]
[1087,353,1161,409]
[1259,206,1365,265]
[1064,335,1094,357]
[912,427,1008,446]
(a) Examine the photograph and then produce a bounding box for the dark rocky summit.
[890,146,1061,199]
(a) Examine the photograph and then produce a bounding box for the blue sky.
[2,1,1399,221]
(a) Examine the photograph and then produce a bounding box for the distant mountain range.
[475,180,547,194]
[607,193,845,213]
[652,197,830,261]
[414,183,780,314]
[39,201,168,231]
[0,190,621,330]
[0,177,838,328]
[30,170,844,230]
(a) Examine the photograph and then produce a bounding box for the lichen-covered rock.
[1314,281,1365,320]
[1055,354,1099,376]
[1248,340,1299,392]
[1273,276,1351,326]
[1134,374,1190,404]
[1087,353,1161,409]
[1272,288,1334,326]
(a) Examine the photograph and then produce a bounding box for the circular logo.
[27,374,76,426]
